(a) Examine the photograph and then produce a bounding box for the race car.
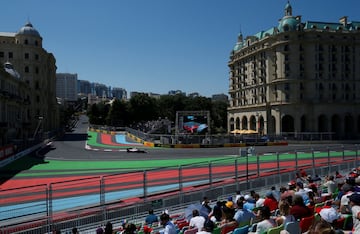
[126,148,146,153]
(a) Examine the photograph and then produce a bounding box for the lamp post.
[33,116,43,139]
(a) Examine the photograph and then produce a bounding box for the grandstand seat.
[299,215,314,233]
[232,225,249,234]
[267,224,283,234]
[284,221,300,234]
[221,223,238,234]
[213,227,221,234]
[183,227,198,234]
[343,214,353,230]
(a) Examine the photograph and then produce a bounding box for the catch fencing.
[0,144,359,233]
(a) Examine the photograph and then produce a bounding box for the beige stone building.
[228,2,360,140]
[0,22,59,146]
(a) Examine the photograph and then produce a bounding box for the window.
[25,66,29,73]
[25,53,29,59]
[24,39,28,45]
[8,52,13,59]
[0,51,3,58]
[35,54,39,60]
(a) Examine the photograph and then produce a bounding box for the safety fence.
[0,144,359,233]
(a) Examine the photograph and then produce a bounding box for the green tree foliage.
[88,94,228,133]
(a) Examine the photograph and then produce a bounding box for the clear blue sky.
[1,1,359,97]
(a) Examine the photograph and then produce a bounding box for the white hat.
[244,195,250,200]
[319,207,340,223]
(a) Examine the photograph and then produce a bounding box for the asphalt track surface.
[45,115,347,160]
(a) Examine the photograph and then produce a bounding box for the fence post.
[356,144,359,165]
[295,150,298,172]
[143,171,147,199]
[100,176,106,221]
[257,154,260,178]
[246,154,249,190]
[342,145,345,160]
[327,147,331,175]
[179,165,183,192]
[312,148,315,176]
[209,161,212,188]
[47,183,53,233]
[235,158,238,191]
[276,152,280,175]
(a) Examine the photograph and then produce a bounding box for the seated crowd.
[63,167,360,234]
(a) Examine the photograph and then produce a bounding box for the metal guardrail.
[0,145,359,233]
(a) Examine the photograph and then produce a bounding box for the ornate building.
[228,2,360,140]
[0,22,59,146]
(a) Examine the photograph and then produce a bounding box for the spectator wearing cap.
[290,195,313,220]
[219,201,237,230]
[318,207,344,233]
[243,194,255,211]
[349,193,360,233]
[234,197,256,225]
[197,219,215,234]
[263,191,278,212]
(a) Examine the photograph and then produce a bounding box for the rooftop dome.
[16,21,41,37]
[278,16,299,32]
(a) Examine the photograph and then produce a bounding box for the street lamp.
[32,116,43,139]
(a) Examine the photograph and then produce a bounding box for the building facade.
[228,2,360,140]
[0,22,59,145]
[56,73,78,102]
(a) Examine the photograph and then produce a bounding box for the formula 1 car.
[126,148,146,153]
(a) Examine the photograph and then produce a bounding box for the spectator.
[290,195,313,220]
[249,206,275,234]
[349,192,360,233]
[323,175,337,195]
[160,212,177,234]
[189,209,205,232]
[254,193,265,208]
[319,207,344,233]
[275,201,296,226]
[219,202,237,229]
[235,190,242,203]
[71,227,78,234]
[243,194,255,211]
[306,219,337,234]
[339,183,354,215]
[123,223,137,234]
[201,197,212,213]
[208,200,223,222]
[197,219,215,234]
[145,209,159,226]
[271,186,281,202]
[105,221,113,234]
[234,197,256,225]
[96,227,104,234]
[295,181,310,205]
[263,191,278,212]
